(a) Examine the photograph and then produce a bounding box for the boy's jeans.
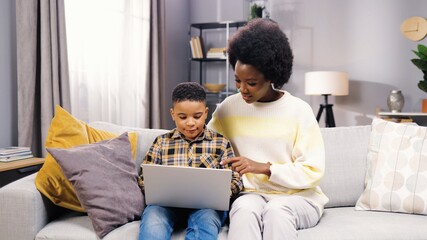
[138,205,227,240]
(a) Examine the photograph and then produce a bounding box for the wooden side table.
[378,112,427,126]
[0,157,44,187]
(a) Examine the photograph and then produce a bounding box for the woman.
[207,18,329,240]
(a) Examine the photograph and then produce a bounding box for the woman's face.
[234,60,275,103]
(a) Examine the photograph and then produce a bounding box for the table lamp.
[305,71,349,127]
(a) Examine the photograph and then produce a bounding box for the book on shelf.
[190,37,200,58]
[206,47,227,59]
[189,38,196,58]
[196,36,205,58]
[0,146,31,156]
[189,36,205,59]
[0,154,34,162]
[0,146,34,162]
[0,151,32,158]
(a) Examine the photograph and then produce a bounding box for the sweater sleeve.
[269,119,325,190]
[207,105,223,134]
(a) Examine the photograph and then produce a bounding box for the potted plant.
[249,3,264,20]
[411,44,427,112]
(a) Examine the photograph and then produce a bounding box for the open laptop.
[141,164,232,211]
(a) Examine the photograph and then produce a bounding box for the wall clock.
[400,16,427,41]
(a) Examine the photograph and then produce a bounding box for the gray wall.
[186,0,427,127]
[0,0,17,148]
[163,0,191,129]
[2,0,427,145]
[270,0,427,127]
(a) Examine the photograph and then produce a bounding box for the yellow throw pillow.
[35,105,138,212]
[86,125,138,160]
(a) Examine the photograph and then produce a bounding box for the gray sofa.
[1,122,427,240]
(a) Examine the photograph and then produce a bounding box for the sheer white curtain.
[65,0,151,128]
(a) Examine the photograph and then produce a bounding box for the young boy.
[138,82,242,240]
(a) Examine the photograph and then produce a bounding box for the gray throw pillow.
[46,133,143,238]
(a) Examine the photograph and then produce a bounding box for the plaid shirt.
[140,127,242,197]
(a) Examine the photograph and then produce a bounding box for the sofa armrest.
[0,173,50,240]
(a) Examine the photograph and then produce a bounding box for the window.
[65,0,151,127]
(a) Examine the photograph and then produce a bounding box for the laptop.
[141,164,232,211]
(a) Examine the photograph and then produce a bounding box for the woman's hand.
[221,156,271,177]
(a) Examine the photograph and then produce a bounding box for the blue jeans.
[138,205,227,240]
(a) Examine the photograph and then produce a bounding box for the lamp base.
[316,104,336,127]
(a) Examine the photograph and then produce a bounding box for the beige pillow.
[356,118,427,215]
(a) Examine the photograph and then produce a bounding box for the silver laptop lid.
[141,164,232,211]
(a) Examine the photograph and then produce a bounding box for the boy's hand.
[221,157,271,177]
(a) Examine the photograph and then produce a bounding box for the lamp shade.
[305,71,349,96]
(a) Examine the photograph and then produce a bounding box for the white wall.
[189,0,427,127]
[0,0,17,147]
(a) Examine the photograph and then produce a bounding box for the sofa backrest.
[319,125,372,208]
[88,121,168,174]
[89,121,373,208]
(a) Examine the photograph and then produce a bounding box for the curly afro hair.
[228,18,293,89]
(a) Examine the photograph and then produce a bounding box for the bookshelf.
[188,21,246,100]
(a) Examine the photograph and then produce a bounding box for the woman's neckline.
[251,90,287,107]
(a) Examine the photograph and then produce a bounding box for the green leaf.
[418,44,427,57]
[413,50,427,60]
[418,81,427,93]
[412,59,427,71]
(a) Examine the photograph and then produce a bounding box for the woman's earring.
[271,83,280,91]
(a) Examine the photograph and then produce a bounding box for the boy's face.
[170,100,208,141]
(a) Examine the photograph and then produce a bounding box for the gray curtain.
[150,0,166,129]
[16,0,70,157]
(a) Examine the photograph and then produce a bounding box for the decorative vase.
[387,90,404,113]
[422,99,427,113]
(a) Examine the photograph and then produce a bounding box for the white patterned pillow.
[356,118,427,214]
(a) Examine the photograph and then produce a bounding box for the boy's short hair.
[172,82,206,104]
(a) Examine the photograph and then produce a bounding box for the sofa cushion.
[298,207,427,240]
[88,121,169,174]
[35,214,229,240]
[35,106,138,212]
[35,207,427,240]
[356,118,427,215]
[35,106,89,212]
[46,133,143,239]
[86,125,138,159]
[35,213,97,240]
[319,125,371,208]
